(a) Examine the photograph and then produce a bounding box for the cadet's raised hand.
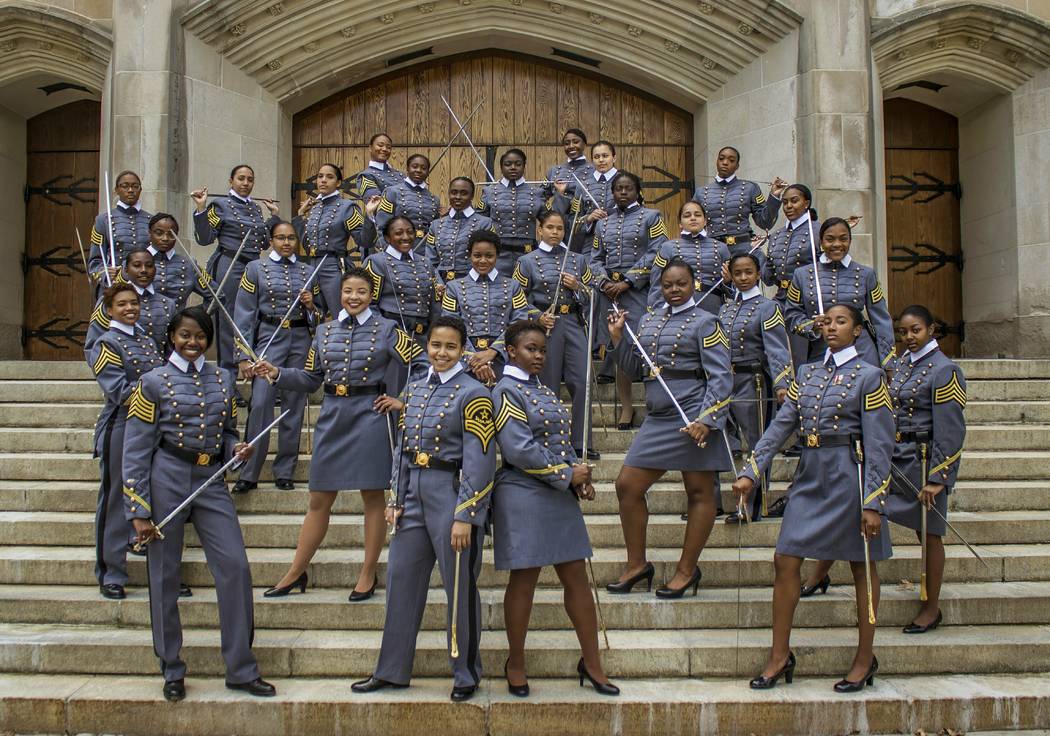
[190,187,208,212]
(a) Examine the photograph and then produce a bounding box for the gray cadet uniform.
[89,203,152,289]
[718,287,794,517]
[193,192,281,374]
[292,192,377,317]
[85,322,164,588]
[364,245,438,340]
[544,156,596,200]
[85,284,176,355]
[122,355,260,686]
[479,179,550,274]
[885,341,967,536]
[424,206,494,283]
[649,231,731,314]
[492,365,592,570]
[763,214,821,368]
[375,179,442,246]
[148,246,215,309]
[785,254,897,369]
[553,168,618,252]
[739,345,895,561]
[514,242,594,451]
[692,176,780,258]
[233,252,320,485]
[375,365,496,689]
[275,308,422,491]
[348,162,405,200]
[441,269,530,372]
[591,202,668,377]
[613,299,733,472]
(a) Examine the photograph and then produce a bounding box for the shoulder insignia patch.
[425,232,437,245]
[934,371,967,408]
[197,273,212,291]
[869,282,886,303]
[230,397,238,420]
[91,302,111,329]
[127,383,157,424]
[570,197,581,214]
[511,264,528,288]
[378,196,395,214]
[511,288,528,310]
[92,343,123,375]
[394,329,423,363]
[649,220,668,239]
[582,266,593,285]
[90,226,104,245]
[463,395,495,453]
[495,393,529,431]
[864,381,893,412]
[364,262,382,300]
[653,252,668,269]
[592,234,601,250]
[345,208,364,231]
[787,283,801,303]
[207,204,221,228]
[755,193,767,204]
[239,271,256,294]
[762,307,785,330]
[441,291,458,312]
[703,322,729,350]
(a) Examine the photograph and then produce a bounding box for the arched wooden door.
[292,50,693,227]
[883,98,964,356]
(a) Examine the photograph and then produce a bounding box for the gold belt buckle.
[281,319,291,329]
[335,384,348,396]
[805,434,820,448]
[780,279,790,289]
[415,230,424,238]
[446,271,456,280]
[559,304,570,314]
[896,431,902,442]
[196,452,210,466]
[726,236,737,245]
[524,244,533,253]
[649,366,661,377]
[611,271,622,281]
[415,323,424,334]
[415,451,431,467]
[476,338,489,348]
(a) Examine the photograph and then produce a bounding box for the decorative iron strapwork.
[887,171,961,204]
[22,246,86,278]
[23,175,97,206]
[889,242,964,274]
[21,317,88,350]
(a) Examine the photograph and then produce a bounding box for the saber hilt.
[920,442,929,602]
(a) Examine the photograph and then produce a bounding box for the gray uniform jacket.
[591,203,668,290]
[479,180,550,261]
[363,247,438,327]
[89,205,152,283]
[544,157,596,199]
[86,286,176,356]
[424,208,495,283]
[293,194,376,260]
[375,181,442,242]
[718,294,794,392]
[149,248,214,309]
[763,217,821,299]
[441,271,530,357]
[692,177,779,250]
[348,163,405,200]
[193,194,278,258]
[649,232,731,311]
[232,256,319,362]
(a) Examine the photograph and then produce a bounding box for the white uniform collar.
[268,250,297,263]
[111,320,136,336]
[369,160,388,171]
[819,253,853,268]
[670,296,697,314]
[385,244,413,260]
[117,201,142,212]
[147,245,176,260]
[681,229,708,238]
[739,285,762,300]
[405,177,427,189]
[824,344,860,367]
[715,174,737,184]
[229,189,252,204]
[427,363,465,384]
[503,364,531,381]
[594,167,617,181]
[337,307,373,325]
[132,283,155,296]
[908,338,940,363]
[620,201,640,212]
[317,191,340,202]
[537,241,565,253]
[469,268,498,281]
[788,211,811,230]
[168,352,206,373]
[500,177,522,188]
[568,155,588,163]
[449,206,475,219]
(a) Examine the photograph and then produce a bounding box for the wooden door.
[22,99,100,360]
[883,98,963,356]
[292,50,693,227]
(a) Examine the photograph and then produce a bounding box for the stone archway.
[0,3,110,95]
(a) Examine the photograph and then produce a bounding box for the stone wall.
[0,106,26,359]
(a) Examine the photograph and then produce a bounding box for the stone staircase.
[0,359,1048,735]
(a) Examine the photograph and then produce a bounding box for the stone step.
[0,544,1029,589]
[956,358,1050,379]
[0,621,1046,679]
[4,672,1048,736]
[6,510,1047,550]
[1,581,1045,632]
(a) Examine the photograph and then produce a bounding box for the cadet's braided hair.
[900,304,935,328]
[505,319,546,348]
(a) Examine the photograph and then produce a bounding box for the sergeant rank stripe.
[495,394,528,431]
[90,303,112,329]
[127,384,157,424]
[933,372,967,408]
[762,308,785,330]
[463,395,495,452]
[345,209,364,231]
[870,282,886,303]
[649,221,668,239]
[92,344,123,375]
[90,227,104,245]
[703,322,729,350]
[511,289,528,309]
[207,205,221,227]
[787,283,802,303]
[864,382,893,412]
[394,330,423,362]
[239,272,256,294]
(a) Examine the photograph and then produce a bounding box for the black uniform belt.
[731,362,763,374]
[443,269,469,281]
[471,335,497,349]
[534,301,580,315]
[323,382,384,396]
[647,367,702,380]
[404,450,461,473]
[160,438,222,466]
[801,432,858,448]
[221,248,257,265]
[380,310,428,334]
[260,314,309,328]
[714,233,752,246]
[897,430,932,443]
[502,241,535,254]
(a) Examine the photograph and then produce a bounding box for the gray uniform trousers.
[146,451,259,685]
[374,466,484,688]
[97,411,134,586]
[206,250,253,382]
[540,313,591,452]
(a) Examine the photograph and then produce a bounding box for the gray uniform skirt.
[310,393,392,491]
[777,445,893,562]
[624,377,733,472]
[492,468,592,570]
[885,441,948,536]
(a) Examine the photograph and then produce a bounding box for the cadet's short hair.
[679,200,706,219]
[500,148,527,166]
[467,229,500,253]
[819,217,853,242]
[406,153,430,168]
[505,319,546,348]
[269,219,295,238]
[318,162,343,182]
[900,304,935,328]
[369,132,392,146]
[592,140,616,156]
[536,210,564,227]
[563,128,588,144]
[148,212,179,231]
[610,170,643,202]
[717,146,741,162]
[124,247,153,267]
[229,164,254,179]
[827,303,865,330]
[383,215,416,239]
[167,305,215,349]
[340,266,373,288]
[449,176,475,195]
[428,315,467,348]
[729,252,761,272]
[102,283,138,309]
[662,256,695,280]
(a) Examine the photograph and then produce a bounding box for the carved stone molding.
[0,3,111,92]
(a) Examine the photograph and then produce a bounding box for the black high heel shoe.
[655,567,701,599]
[577,657,619,696]
[833,656,878,693]
[749,651,796,690]
[263,571,308,598]
[348,576,377,602]
[504,658,529,697]
[616,408,635,431]
[800,574,831,598]
[605,562,655,594]
[902,610,942,634]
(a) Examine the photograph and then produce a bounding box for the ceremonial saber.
[450,550,462,658]
[440,96,495,182]
[855,440,876,625]
[545,211,584,333]
[806,215,824,315]
[134,410,290,549]
[208,231,252,314]
[430,98,485,171]
[204,193,279,203]
[73,229,92,284]
[256,254,328,362]
[920,442,929,602]
[103,171,116,270]
[754,373,768,518]
[570,172,602,210]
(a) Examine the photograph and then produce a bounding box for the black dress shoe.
[450,685,477,702]
[800,574,831,598]
[766,495,788,518]
[725,510,755,525]
[504,658,529,697]
[833,656,878,693]
[595,374,615,384]
[232,480,257,494]
[605,562,654,594]
[575,448,602,462]
[903,610,942,634]
[100,583,126,600]
[226,677,277,697]
[348,576,377,602]
[577,657,619,696]
[162,679,185,702]
[654,567,702,599]
[351,676,408,693]
[178,584,193,598]
[782,444,802,457]
[264,572,308,598]
[749,652,795,689]
[274,478,295,490]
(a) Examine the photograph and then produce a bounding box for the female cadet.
[86,283,165,599]
[294,162,380,316]
[544,128,596,199]
[363,215,439,342]
[605,258,732,597]
[348,133,405,199]
[785,218,896,370]
[513,212,597,460]
[733,303,894,693]
[555,140,618,253]
[230,221,319,495]
[191,164,281,383]
[425,177,494,284]
[374,154,442,243]
[493,320,618,697]
[123,305,274,702]
[648,200,731,314]
[441,230,530,383]
[85,248,176,354]
[253,268,422,601]
[591,171,669,430]
[884,304,966,634]
[352,316,497,703]
[480,149,550,274]
[89,170,152,290]
[146,213,213,309]
[718,252,794,523]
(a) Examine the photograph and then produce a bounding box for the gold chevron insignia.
[345,209,364,230]
[378,197,394,214]
[394,330,422,362]
[870,282,886,303]
[90,227,104,245]
[934,371,967,408]
[756,193,767,204]
[304,346,316,372]
[864,382,893,412]
[649,221,668,239]
[512,265,528,287]
[703,322,729,350]
[92,344,123,375]
[592,235,601,250]
[425,233,437,245]
[762,308,785,330]
[495,393,529,431]
[238,272,256,293]
[441,292,458,312]
[583,266,593,285]
[91,303,111,329]
[787,283,801,303]
[787,379,800,402]
[653,252,668,268]
[463,395,495,452]
[512,289,528,310]
[364,262,382,300]
[207,205,220,227]
[127,384,157,424]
